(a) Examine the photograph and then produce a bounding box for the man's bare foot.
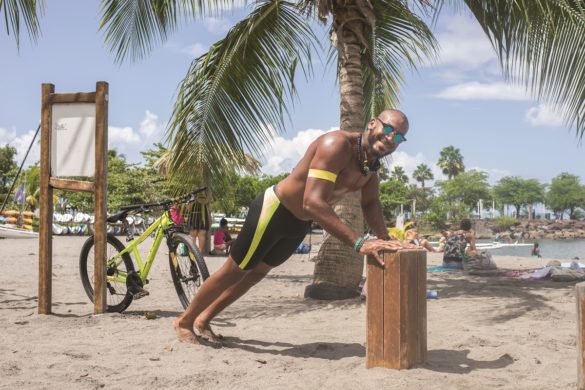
[194,322,223,346]
[173,318,200,344]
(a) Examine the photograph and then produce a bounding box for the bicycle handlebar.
[119,186,207,212]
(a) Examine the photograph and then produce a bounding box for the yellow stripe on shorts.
[238,187,280,270]
[308,169,337,183]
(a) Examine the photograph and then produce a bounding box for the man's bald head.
[378,109,409,135]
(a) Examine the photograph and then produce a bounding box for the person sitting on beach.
[405,228,436,252]
[442,219,477,268]
[435,230,450,252]
[173,108,419,346]
[211,218,234,255]
[531,242,542,258]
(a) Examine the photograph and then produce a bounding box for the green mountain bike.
[79,187,210,312]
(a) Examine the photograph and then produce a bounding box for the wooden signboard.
[366,250,427,369]
[39,82,108,314]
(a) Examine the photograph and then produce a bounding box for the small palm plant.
[388,221,415,241]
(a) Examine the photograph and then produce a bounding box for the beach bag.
[463,250,497,272]
[549,267,585,282]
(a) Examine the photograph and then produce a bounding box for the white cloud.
[385,151,425,177]
[0,127,40,167]
[108,126,140,148]
[435,81,530,101]
[524,105,564,127]
[108,111,165,157]
[203,17,232,34]
[384,152,446,185]
[139,110,164,138]
[0,126,17,143]
[182,42,208,58]
[434,15,497,71]
[260,128,334,175]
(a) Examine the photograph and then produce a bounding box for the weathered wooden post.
[576,282,585,389]
[366,249,427,369]
[38,81,108,314]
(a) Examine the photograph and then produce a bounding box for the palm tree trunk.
[305,4,366,300]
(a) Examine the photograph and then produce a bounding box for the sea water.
[480,238,585,259]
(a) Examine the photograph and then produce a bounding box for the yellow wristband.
[308,169,337,183]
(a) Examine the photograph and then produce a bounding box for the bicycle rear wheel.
[168,232,210,309]
[79,234,135,312]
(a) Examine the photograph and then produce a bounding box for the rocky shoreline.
[472,219,585,240]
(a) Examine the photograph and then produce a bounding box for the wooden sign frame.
[39,82,108,314]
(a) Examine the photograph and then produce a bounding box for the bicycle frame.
[107,210,174,284]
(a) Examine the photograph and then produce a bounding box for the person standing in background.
[187,188,211,254]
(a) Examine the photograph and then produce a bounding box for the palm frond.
[452,0,585,138]
[363,0,438,124]
[1,0,44,48]
[99,0,249,63]
[166,0,318,181]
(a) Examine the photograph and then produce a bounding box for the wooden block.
[576,282,585,389]
[366,250,427,369]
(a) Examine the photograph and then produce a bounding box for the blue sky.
[1,2,583,187]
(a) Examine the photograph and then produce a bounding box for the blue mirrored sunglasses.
[377,118,407,144]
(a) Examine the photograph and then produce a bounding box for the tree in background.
[437,146,465,180]
[546,172,585,220]
[423,195,450,230]
[0,145,18,192]
[493,176,545,219]
[437,170,491,218]
[390,166,409,184]
[377,164,390,182]
[379,178,410,221]
[413,163,434,190]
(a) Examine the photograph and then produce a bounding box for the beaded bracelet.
[353,236,365,252]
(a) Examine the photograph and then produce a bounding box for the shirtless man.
[174,108,417,345]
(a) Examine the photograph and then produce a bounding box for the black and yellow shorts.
[187,202,210,231]
[231,186,310,270]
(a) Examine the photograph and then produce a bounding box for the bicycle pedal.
[130,288,150,300]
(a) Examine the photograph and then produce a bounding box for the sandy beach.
[0,235,579,389]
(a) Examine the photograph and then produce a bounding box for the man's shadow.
[223,337,365,360]
[224,337,514,372]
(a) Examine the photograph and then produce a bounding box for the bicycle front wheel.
[79,234,135,312]
[168,232,210,309]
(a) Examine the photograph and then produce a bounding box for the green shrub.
[494,216,517,232]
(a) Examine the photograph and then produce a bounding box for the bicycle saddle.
[106,211,129,223]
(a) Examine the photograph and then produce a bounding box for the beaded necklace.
[357,133,380,176]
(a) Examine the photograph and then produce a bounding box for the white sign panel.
[51,103,96,177]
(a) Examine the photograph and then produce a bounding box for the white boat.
[476,241,533,250]
[0,225,39,239]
